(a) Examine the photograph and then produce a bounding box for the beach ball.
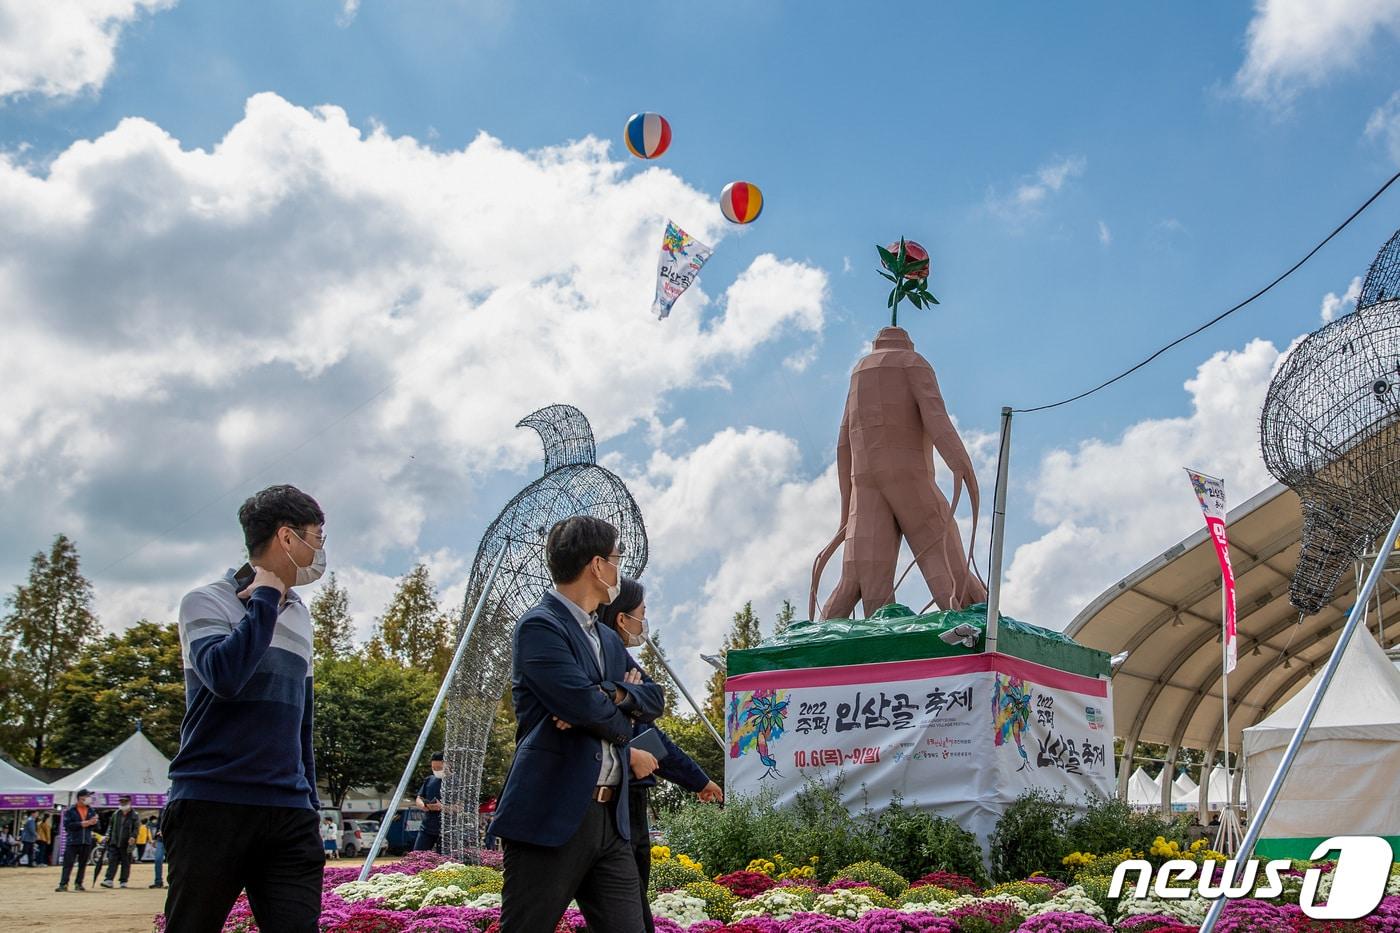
[720,181,763,224]
[624,112,671,159]
[884,239,929,279]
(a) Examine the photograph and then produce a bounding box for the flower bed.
[153,847,1400,932]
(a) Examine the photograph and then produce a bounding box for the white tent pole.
[1200,506,1400,933]
[357,544,507,882]
[640,633,725,754]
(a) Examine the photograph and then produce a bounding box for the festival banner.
[0,793,53,808]
[724,654,1113,846]
[98,793,167,808]
[651,220,713,319]
[1186,469,1237,673]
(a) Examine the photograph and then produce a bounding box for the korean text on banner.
[652,220,713,319]
[1185,468,1237,673]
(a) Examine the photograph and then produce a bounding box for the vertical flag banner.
[1186,469,1237,672]
[652,220,713,319]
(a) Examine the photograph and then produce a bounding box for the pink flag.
[1185,469,1237,673]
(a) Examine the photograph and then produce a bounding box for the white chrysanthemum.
[1119,893,1208,924]
[812,889,878,918]
[733,888,809,921]
[1024,885,1107,921]
[649,892,710,926]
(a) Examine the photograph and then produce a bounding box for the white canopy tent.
[1200,765,1247,810]
[1171,773,1199,806]
[1243,627,1400,859]
[0,757,53,808]
[1126,767,1162,809]
[47,731,171,806]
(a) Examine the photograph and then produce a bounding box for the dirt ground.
[1,857,397,932]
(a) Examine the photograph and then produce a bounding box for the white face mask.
[286,530,327,586]
[120,805,131,813]
[599,558,621,604]
[432,767,445,778]
[619,612,648,648]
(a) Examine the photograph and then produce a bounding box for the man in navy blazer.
[491,515,666,933]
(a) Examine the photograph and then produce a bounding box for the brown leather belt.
[592,785,616,803]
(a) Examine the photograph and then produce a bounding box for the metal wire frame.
[1261,230,1400,614]
[439,404,649,857]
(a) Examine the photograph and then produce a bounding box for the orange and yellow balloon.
[720,181,763,224]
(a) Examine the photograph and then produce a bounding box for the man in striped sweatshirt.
[162,485,326,932]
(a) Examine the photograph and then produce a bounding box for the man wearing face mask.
[100,796,138,888]
[491,515,667,933]
[413,752,447,852]
[162,484,326,932]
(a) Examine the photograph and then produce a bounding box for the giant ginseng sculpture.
[810,240,987,618]
[1261,228,1400,614]
[440,404,649,855]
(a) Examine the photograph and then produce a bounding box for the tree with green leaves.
[313,655,442,809]
[774,599,796,637]
[703,602,762,725]
[637,630,678,718]
[649,713,726,814]
[310,572,355,659]
[369,564,452,677]
[0,535,101,766]
[48,621,184,765]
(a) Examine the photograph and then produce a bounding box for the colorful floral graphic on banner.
[728,688,791,779]
[652,219,713,319]
[993,674,1033,770]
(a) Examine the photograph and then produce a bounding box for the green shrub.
[833,861,909,899]
[784,779,878,880]
[1065,794,1177,857]
[916,814,990,886]
[647,857,707,896]
[682,880,739,923]
[868,796,986,884]
[989,789,1074,882]
[659,788,801,876]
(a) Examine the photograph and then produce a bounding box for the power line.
[1013,170,1400,415]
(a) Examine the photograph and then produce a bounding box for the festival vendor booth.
[723,602,1115,850]
[1125,766,1163,811]
[1242,626,1400,859]
[47,730,172,809]
[0,757,53,859]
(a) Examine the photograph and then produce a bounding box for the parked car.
[364,807,426,856]
[340,819,379,857]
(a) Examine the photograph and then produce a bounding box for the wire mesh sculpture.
[1261,229,1400,614]
[439,404,649,857]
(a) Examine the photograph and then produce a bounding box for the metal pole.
[1200,506,1400,932]
[984,407,1013,655]
[641,633,726,754]
[358,544,508,881]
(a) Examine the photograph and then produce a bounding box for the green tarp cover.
[727,603,1110,679]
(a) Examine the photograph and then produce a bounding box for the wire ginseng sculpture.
[1261,228,1400,614]
[440,404,649,857]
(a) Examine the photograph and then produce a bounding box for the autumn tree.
[310,572,355,658]
[637,630,678,718]
[0,535,101,766]
[703,602,761,726]
[774,599,796,637]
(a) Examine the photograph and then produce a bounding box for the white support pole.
[1215,584,1243,854]
[1200,506,1400,932]
[358,544,508,881]
[641,633,726,754]
[984,407,1013,656]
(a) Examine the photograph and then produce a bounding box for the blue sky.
[3,1,1400,691]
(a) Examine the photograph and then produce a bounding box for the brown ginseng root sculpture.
[809,326,987,620]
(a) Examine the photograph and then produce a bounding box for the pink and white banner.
[1185,469,1237,673]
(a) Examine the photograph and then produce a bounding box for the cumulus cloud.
[986,156,1086,226]
[0,0,176,100]
[1000,338,1284,628]
[1366,91,1400,163]
[337,0,360,27]
[1235,0,1400,105]
[1321,275,1362,322]
[0,92,828,632]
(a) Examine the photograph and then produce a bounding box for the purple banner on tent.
[1,793,53,808]
[97,793,167,808]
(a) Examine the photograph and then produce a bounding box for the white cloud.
[0,92,828,633]
[1235,0,1400,105]
[986,156,1086,226]
[1321,275,1362,322]
[0,0,176,100]
[1366,91,1400,163]
[1000,338,1283,628]
[1098,220,1112,246]
[337,0,360,27]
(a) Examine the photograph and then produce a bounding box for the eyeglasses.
[290,527,327,548]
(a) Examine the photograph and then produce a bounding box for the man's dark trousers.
[413,830,440,853]
[104,842,134,883]
[59,844,91,887]
[500,796,643,933]
[162,799,323,933]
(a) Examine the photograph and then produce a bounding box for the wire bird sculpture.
[1261,228,1400,614]
[440,404,649,856]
